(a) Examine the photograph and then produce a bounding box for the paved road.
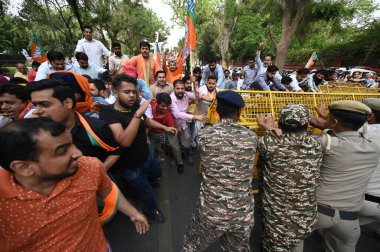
[104,152,380,252]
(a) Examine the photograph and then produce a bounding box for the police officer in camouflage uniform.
[257,104,323,252]
[182,90,258,252]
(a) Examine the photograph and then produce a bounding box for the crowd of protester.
[0,25,380,252]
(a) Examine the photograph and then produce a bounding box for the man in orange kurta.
[163,48,183,85]
[120,41,159,86]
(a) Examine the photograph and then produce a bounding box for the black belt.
[365,194,380,204]
[317,204,359,221]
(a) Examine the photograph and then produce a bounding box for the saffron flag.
[31,33,47,63]
[305,51,319,68]
[183,0,196,59]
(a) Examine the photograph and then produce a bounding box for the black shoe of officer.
[150,208,165,223]
[150,179,160,188]
[178,163,184,174]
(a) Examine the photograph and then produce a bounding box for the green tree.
[1,0,168,57]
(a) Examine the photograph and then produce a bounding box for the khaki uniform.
[316,130,380,252]
[183,120,258,252]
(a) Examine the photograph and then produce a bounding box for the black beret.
[216,90,245,108]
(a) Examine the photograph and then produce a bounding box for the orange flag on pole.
[183,0,196,59]
[305,51,319,69]
[31,33,47,63]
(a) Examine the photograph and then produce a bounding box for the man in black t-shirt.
[28,79,120,170]
[100,74,175,223]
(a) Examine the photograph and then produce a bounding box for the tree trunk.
[274,0,310,71]
[275,41,289,71]
[220,26,229,68]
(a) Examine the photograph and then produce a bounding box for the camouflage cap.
[279,104,310,127]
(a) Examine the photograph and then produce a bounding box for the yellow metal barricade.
[206,91,380,133]
[319,85,380,94]
[203,91,380,193]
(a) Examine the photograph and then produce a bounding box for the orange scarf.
[16,103,33,120]
[47,70,93,113]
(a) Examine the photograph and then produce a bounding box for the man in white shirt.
[75,25,111,67]
[254,43,282,83]
[288,68,310,92]
[108,42,129,76]
[35,50,73,81]
[73,52,106,79]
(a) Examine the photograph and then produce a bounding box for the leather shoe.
[150,208,165,223]
[187,155,194,165]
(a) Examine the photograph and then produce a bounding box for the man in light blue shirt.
[251,65,286,91]
[35,50,73,81]
[73,52,106,79]
[223,72,239,90]
[242,57,258,90]
[200,59,224,87]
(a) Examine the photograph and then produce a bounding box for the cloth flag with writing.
[183,0,196,59]
[31,33,47,63]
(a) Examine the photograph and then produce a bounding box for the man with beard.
[170,79,206,166]
[75,25,111,67]
[120,41,159,86]
[0,118,149,251]
[182,75,193,92]
[73,52,107,79]
[193,76,219,154]
[251,65,287,91]
[198,76,218,119]
[99,74,176,223]
[108,42,129,76]
[299,69,328,92]
[150,70,173,98]
[200,59,224,87]
[28,79,120,171]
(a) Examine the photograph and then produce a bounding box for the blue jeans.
[119,153,161,212]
